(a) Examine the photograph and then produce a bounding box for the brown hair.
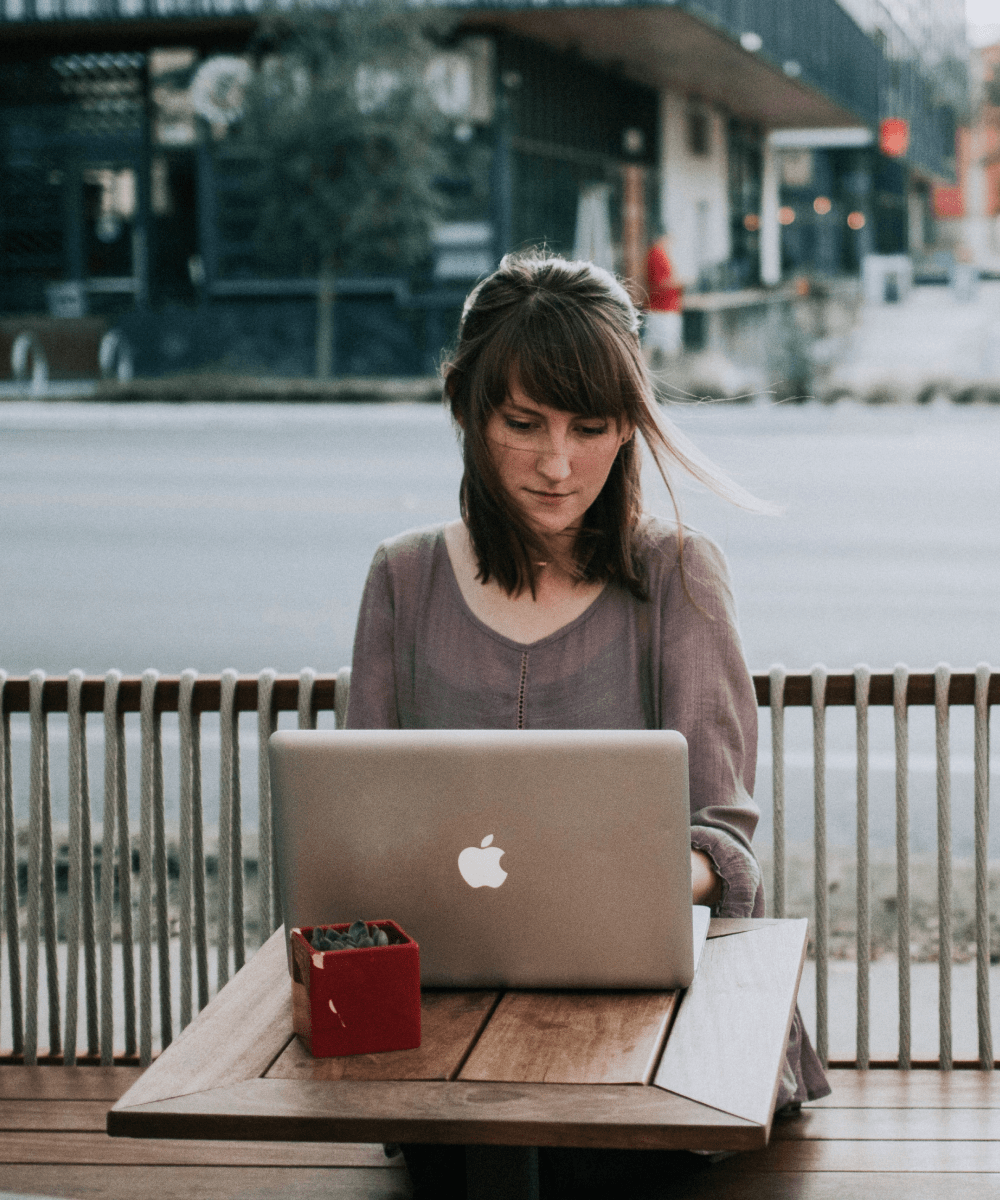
[444,252,760,600]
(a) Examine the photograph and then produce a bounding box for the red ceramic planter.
[290,920,421,1057]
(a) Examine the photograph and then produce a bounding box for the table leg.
[466,1145,540,1200]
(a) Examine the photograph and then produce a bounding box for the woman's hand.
[691,849,723,908]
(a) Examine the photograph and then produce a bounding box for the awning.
[459,4,867,129]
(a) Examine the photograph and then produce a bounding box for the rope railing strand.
[769,665,786,919]
[65,670,98,1064]
[973,663,993,1071]
[99,671,119,1065]
[257,669,278,938]
[935,663,953,1071]
[1,670,24,1056]
[811,664,829,1068]
[854,664,871,1071]
[217,670,237,992]
[178,670,195,1031]
[298,668,317,731]
[27,670,61,1062]
[893,664,912,1070]
[139,670,156,1066]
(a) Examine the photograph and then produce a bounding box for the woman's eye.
[577,425,608,437]
[504,417,536,432]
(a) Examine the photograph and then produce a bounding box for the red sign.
[880,118,910,158]
[933,186,964,219]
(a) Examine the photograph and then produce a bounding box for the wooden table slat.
[655,919,808,1128]
[459,990,678,1085]
[109,1077,765,1151]
[267,990,499,1082]
[113,929,291,1113]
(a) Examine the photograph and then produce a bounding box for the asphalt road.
[2,396,1000,853]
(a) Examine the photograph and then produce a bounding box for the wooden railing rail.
[0,665,994,1076]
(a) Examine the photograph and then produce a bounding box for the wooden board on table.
[112,928,291,1116]
[655,920,808,1128]
[268,991,498,1082]
[459,991,678,1085]
[707,918,782,939]
[108,1077,764,1151]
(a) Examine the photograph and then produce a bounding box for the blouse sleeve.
[655,531,763,918]
[345,545,400,730]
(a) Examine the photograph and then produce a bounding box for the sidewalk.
[821,280,1000,403]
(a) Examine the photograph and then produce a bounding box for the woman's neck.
[443,520,606,645]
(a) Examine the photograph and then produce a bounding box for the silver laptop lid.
[270,728,700,989]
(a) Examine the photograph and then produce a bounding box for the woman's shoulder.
[370,523,446,572]
[634,516,735,613]
[636,515,728,572]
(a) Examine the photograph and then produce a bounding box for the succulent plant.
[309,920,390,952]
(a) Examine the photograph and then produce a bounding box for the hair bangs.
[506,301,635,426]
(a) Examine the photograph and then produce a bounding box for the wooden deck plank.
[0,1066,142,1101]
[736,1139,1000,1171]
[808,1068,1000,1108]
[0,1164,412,1200]
[0,1131,397,1168]
[112,929,291,1112]
[459,991,678,1085]
[268,991,498,1083]
[655,920,808,1127]
[669,1171,1000,1200]
[773,1106,1000,1139]
[0,1099,111,1131]
[108,1077,763,1151]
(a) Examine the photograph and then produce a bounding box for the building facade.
[0,0,969,377]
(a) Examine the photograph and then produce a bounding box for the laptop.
[269,728,711,989]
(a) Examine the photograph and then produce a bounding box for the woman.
[347,253,828,1195]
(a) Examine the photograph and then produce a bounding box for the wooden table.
[109,918,808,1199]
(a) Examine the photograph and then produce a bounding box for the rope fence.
[0,665,995,1070]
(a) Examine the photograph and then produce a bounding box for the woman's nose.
[536,434,571,480]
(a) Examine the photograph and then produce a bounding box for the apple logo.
[457,834,508,889]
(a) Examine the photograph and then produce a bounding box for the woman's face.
[484,380,631,542]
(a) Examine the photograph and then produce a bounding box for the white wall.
[657,90,731,286]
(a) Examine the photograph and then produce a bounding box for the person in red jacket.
[644,231,684,366]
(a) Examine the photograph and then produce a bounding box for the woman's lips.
[527,489,572,504]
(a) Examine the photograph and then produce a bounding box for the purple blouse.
[346,517,830,1103]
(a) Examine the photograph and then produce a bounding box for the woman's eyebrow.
[502,399,544,416]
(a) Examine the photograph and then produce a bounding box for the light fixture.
[847,211,866,230]
[813,196,832,215]
[778,206,796,226]
[740,32,763,52]
[743,213,761,232]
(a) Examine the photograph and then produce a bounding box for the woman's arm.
[691,849,723,907]
[655,529,763,917]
